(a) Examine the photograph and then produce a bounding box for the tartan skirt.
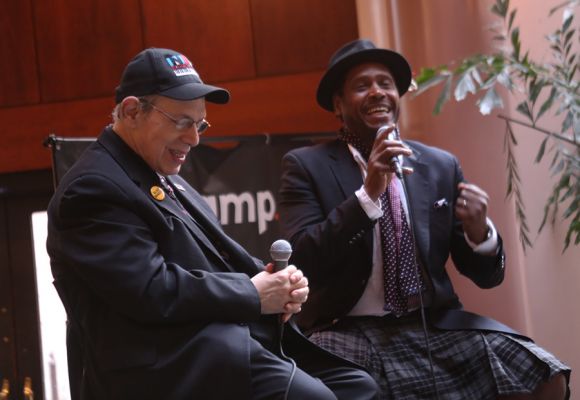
[309,313,570,400]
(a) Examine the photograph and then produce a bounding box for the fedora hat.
[316,39,412,111]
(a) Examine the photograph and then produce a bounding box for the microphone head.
[376,125,391,136]
[377,124,399,140]
[269,239,292,262]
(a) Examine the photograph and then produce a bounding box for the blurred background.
[0,0,578,398]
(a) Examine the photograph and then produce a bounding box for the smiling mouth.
[169,149,188,161]
[366,105,392,115]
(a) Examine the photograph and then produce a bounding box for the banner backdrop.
[47,133,333,261]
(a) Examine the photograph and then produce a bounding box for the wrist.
[471,226,491,244]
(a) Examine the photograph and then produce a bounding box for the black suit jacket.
[47,127,351,400]
[278,138,523,338]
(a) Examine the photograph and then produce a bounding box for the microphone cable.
[278,320,297,400]
[394,127,440,400]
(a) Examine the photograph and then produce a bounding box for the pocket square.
[433,198,448,209]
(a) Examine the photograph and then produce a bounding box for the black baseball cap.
[115,48,230,104]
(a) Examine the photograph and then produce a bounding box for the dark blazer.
[278,138,523,338]
[47,127,351,400]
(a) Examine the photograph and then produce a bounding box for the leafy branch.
[414,0,579,252]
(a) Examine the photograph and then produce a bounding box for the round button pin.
[150,186,166,201]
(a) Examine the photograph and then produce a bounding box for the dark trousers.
[249,323,379,400]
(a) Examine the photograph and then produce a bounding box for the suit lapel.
[156,181,229,266]
[401,143,431,265]
[328,140,374,254]
[168,176,261,276]
[328,140,364,199]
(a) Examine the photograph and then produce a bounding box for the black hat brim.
[160,82,230,104]
[316,48,411,111]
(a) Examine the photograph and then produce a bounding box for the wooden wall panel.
[141,0,256,83]
[0,70,340,173]
[0,0,359,174]
[206,71,337,136]
[33,0,144,102]
[250,0,358,76]
[0,98,113,173]
[0,0,40,107]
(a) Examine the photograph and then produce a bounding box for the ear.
[332,95,343,120]
[119,96,141,122]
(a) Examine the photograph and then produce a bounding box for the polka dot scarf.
[339,129,424,316]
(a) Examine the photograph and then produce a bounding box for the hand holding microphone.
[251,240,309,321]
[270,240,305,322]
[364,124,413,201]
[377,125,404,179]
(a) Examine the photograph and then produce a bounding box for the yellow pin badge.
[150,185,166,201]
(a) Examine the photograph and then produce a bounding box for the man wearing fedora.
[278,39,570,399]
[46,47,380,400]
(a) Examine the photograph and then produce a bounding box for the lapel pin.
[433,198,448,209]
[150,186,166,201]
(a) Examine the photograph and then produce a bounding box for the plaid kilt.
[309,313,570,400]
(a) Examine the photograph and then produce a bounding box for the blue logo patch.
[165,54,198,78]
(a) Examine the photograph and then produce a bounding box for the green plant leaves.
[413,0,579,252]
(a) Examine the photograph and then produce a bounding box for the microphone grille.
[377,125,391,135]
[269,239,292,261]
[377,125,399,140]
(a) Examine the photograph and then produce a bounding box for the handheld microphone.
[269,239,292,271]
[269,239,297,400]
[377,125,403,179]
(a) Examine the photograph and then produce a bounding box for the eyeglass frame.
[139,99,211,134]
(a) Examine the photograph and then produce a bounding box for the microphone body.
[269,239,292,271]
[377,125,403,179]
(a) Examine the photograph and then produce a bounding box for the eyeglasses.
[144,102,210,134]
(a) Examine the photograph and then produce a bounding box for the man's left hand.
[455,182,489,244]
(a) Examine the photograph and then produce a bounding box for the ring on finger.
[462,198,467,207]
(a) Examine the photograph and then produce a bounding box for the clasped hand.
[251,264,309,322]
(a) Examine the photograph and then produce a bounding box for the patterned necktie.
[339,128,424,317]
[379,177,423,316]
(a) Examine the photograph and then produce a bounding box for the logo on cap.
[165,54,198,78]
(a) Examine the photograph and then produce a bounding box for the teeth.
[170,150,187,160]
[367,106,390,114]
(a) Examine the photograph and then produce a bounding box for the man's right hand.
[251,264,309,321]
[364,125,413,201]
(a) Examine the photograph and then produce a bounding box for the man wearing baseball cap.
[278,39,570,399]
[47,48,379,400]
